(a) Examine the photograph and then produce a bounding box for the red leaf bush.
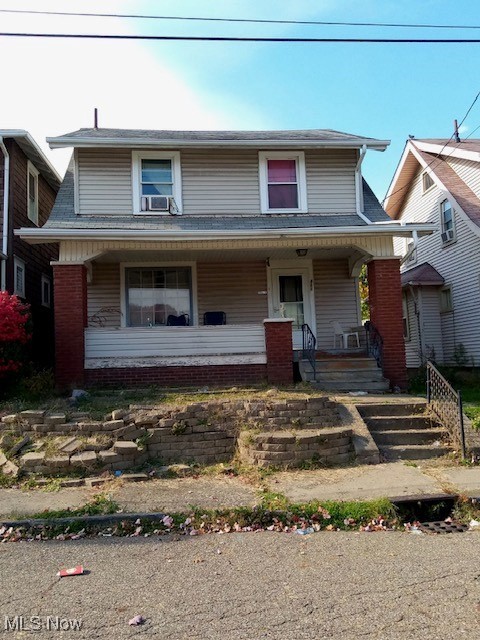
[0,292,32,376]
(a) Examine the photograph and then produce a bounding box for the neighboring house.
[0,130,61,366]
[18,127,432,389]
[385,138,480,369]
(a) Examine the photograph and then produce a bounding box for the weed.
[29,493,119,520]
[172,420,187,435]
[404,461,418,468]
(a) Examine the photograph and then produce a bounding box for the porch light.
[296,248,308,257]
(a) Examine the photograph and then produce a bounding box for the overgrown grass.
[28,493,119,520]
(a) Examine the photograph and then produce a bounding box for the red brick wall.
[53,265,87,389]
[367,259,407,390]
[85,364,267,388]
[264,320,293,385]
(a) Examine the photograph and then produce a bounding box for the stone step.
[311,379,390,392]
[357,402,427,418]
[379,443,451,461]
[372,428,447,446]
[365,416,434,431]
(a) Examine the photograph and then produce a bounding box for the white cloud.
[0,0,265,175]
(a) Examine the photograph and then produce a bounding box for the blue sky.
[1,0,480,201]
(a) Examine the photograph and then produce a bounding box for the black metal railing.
[302,323,316,381]
[426,361,466,459]
[365,321,383,371]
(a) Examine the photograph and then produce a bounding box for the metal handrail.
[365,320,383,371]
[426,360,466,459]
[302,323,316,381]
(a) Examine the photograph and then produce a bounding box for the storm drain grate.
[420,520,468,534]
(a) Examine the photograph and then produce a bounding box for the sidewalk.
[1,460,480,519]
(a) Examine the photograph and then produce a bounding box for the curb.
[0,512,167,529]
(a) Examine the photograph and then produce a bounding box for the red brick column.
[53,264,87,389]
[264,319,293,385]
[367,259,407,390]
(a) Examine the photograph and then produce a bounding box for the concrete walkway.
[1,461,480,519]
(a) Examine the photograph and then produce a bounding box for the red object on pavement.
[57,565,85,577]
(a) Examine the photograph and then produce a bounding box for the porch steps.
[299,356,389,393]
[357,402,452,461]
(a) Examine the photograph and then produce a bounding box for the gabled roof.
[47,127,390,150]
[384,138,480,231]
[0,129,61,190]
[401,262,445,287]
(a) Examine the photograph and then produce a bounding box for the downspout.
[0,136,10,291]
[355,144,371,224]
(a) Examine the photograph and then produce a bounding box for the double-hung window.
[259,152,307,213]
[132,151,182,214]
[440,199,455,244]
[125,266,192,327]
[27,161,39,225]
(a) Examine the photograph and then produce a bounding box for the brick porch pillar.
[53,264,87,389]
[367,258,407,390]
[264,319,293,385]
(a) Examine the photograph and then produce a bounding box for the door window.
[279,275,304,329]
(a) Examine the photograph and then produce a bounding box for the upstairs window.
[27,161,39,225]
[422,171,434,193]
[259,152,307,213]
[440,199,455,244]
[132,151,182,214]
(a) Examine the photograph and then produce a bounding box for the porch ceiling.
[94,246,358,263]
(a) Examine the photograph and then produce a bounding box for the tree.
[359,264,369,321]
[0,292,32,376]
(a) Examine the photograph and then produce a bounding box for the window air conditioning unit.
[143,195,170,211]
[441,229,454,243]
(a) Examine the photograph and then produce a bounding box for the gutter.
[0,137,9,290]
[16,223,436,244]
[354,144,370,224]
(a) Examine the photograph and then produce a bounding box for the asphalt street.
[0,532,479,639]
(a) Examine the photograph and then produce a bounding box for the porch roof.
[401,262,445,287]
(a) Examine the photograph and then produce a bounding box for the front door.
[269,266,314,349]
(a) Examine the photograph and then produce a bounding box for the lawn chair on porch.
[331,320,360,349]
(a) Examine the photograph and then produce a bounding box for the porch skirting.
[84,363,268,388]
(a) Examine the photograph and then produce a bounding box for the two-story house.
[1,130,61,366]
[18,127,432,389]
[385,138,480,369]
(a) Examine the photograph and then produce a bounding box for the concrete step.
[357,402,427,418]
[314,357,379,371]
[311,379,390,392]
[365,416,435,431]
[315,369,386,382]
[372,428,447,446]
[380,443,451,461]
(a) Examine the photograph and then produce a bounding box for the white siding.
[87,263,121,327]
[404,289,421,368]
[420,288,444,364]
[397,164,480,364]
[76,148,357,216]
[313,259,361,350]
[447,156,480,201]
[78,149,132,214]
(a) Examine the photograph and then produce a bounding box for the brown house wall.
[2,139,59,365]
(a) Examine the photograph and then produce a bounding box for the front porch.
[51,237,408,390]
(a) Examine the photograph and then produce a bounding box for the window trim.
[259,151,308,214]
[132,151,182,215]
[440,199,456,245]
[14,256,26,298]
[27,161,39,226]
[439,285,453,313]
[120,261,197,328]
[41,274,52,308]
[422,171,435,194]
[405,238,417,265]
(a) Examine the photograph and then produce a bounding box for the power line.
[382,91,480,205]
[1,32,480,43]
[0,8,479,30]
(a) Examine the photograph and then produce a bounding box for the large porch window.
[125,266,192,327]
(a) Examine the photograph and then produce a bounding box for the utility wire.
[0,8,479,30]
[382,91,480,205]
[1,33,480,43]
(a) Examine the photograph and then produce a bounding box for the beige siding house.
[385,138,480,368]
[18,128,431,389]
